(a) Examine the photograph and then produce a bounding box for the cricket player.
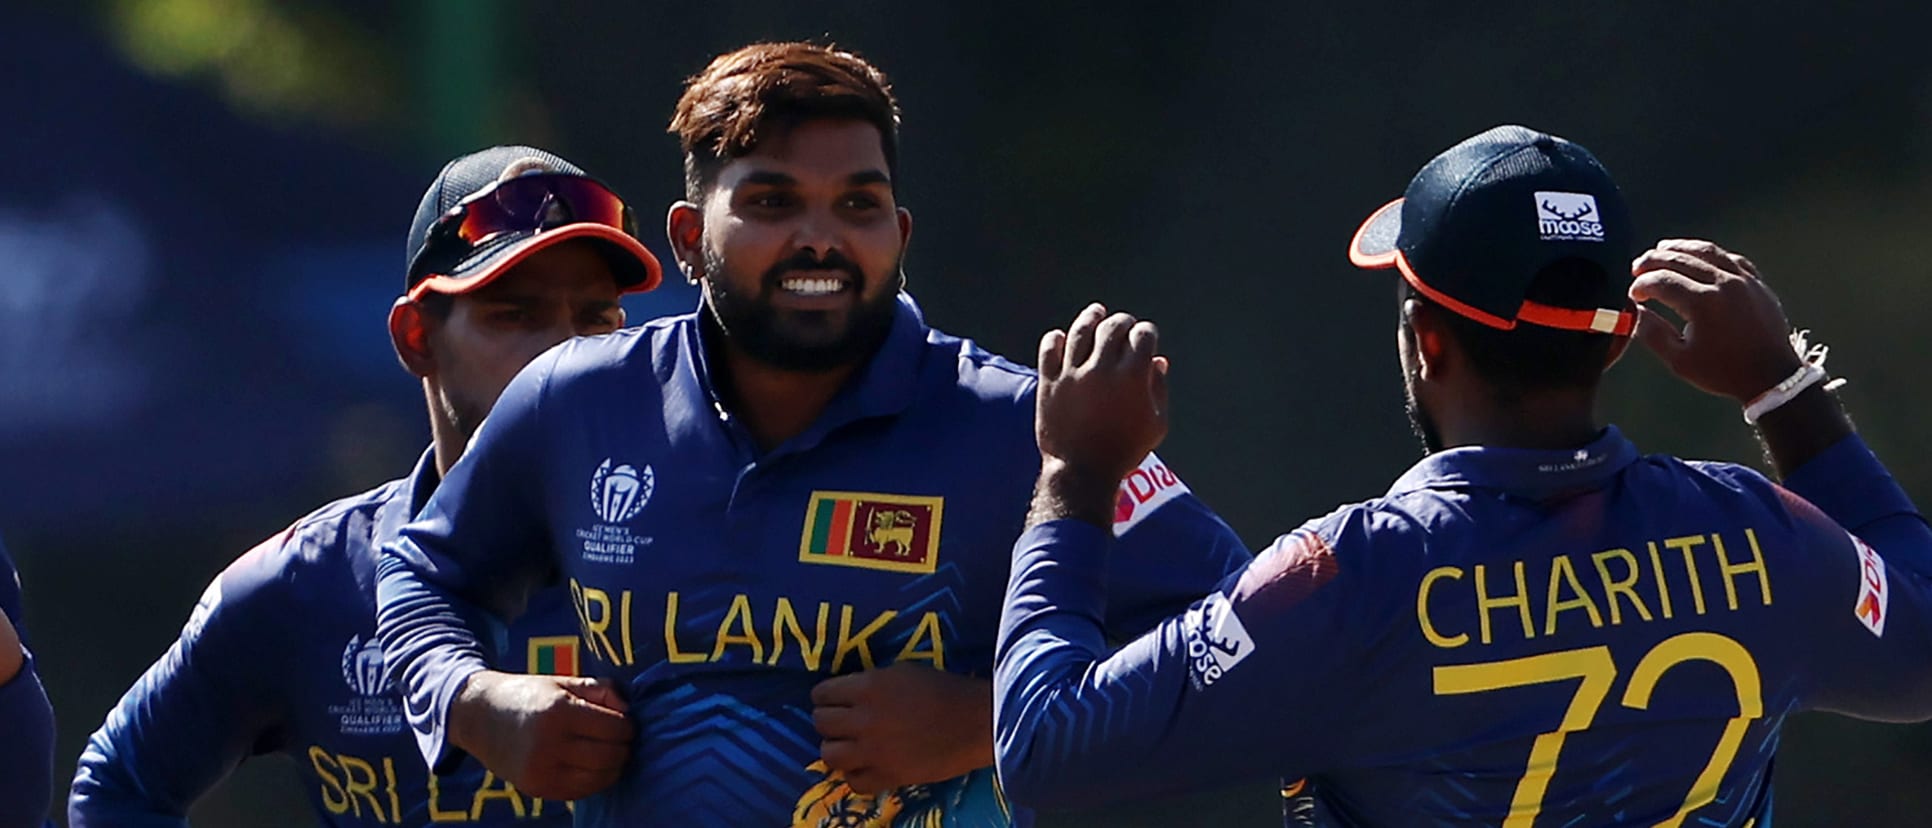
[69,146,662,826]
[0,534,55,827]
[994,126,1932,826]
[374,42,1251,826]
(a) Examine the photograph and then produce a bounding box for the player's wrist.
[1029,459,1120,530]
[448,668,508,756]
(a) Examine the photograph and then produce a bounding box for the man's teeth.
[782,277,846,296]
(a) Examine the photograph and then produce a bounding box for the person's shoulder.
[215,479,400,611]
[923,323,1037,405]
[1299,496,1430,556]
[1638,452,1798,521]
[546,318,681,382]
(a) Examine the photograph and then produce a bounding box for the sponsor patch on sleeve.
[1853,533,1888,638]
[1113,452,1191,537]
[1181,591,1255,690]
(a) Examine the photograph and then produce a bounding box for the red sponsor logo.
[1115,456,1184,527]
[1853,535,1888,637]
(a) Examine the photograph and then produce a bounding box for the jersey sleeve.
[0,539,54,828]
[1097,453,1254,638]
[68,537,293,827]
[1772,435,1932,720]
[375,350,560,769]
[993,509,1374,811]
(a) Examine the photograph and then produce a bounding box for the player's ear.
[667,201,704,285]
[389,296,437,378]
[1403,298,1448,381]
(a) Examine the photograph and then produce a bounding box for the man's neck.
[716,340,859,452]
[1436,388,1602,452]
[428,389,464,479]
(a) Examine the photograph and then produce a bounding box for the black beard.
[1404,365,1444,455]
[702,245,900,372]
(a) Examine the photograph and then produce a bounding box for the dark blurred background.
[5,1,1930,825]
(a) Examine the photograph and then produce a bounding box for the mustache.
[762,250,864,286]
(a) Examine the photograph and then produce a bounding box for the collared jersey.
[0,535,55,828]
[376,297,1251,826]
[71,451,583,827]
[996,429,1932,827]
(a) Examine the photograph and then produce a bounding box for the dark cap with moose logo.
[1348,125,1637,336]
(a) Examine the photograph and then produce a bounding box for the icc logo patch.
[577,458,654,565]
[799,491,944,574]
[340,635,387,697]
[330,635,406,736]
[590,458,654,524]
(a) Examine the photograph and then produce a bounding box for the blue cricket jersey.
[375,296,1252,826]
[995,428,1932,826]
[0,535,55,828]
[70,450,583,827]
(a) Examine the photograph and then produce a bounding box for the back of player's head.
[1354,125,1637,396]
[669,42,901,200]
[1398,258,1620,398]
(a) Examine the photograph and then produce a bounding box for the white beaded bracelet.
[1741,329,1847,425]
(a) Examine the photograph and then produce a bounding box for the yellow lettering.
[895,612,947,669]
[339,754,386,822]
[1544,555,1605,636]
[1474,562,1534,645]
[1646,542,1675,620]
[711,594,767,662]
[1590,549,1653,625]
[307,746,349,815]
[568,579,594,657]
[770,598,829,671]
[470,771,528,819]
[1417,566,1469,649]
[833,606,897,672]
[1621,633,1764,827]
[382,757,402,822]
[1664,535,1710,616]
[577,583,622,664]
[664,591,707,664]
[427,773,469,822]
[619,588,635,664]
[1713,530,1773,611]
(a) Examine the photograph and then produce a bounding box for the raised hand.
[1628,239,1803,403]
[1035,303,1169,485]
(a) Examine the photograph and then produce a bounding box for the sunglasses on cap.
[406,172,638,285]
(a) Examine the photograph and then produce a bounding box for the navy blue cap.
[1350,125,1636,335]
[404,145,660,297]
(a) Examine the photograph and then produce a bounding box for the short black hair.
[1400,257,1618,400]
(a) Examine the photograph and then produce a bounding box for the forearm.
[1754,384,1855,478]
[995,521,1242,808]
[1779,426,1932,579]
[374,552,492,769]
